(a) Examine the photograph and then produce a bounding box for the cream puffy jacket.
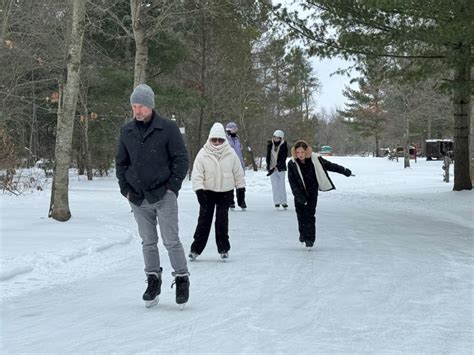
[192,142,246,192]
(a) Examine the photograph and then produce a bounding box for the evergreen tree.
[339,61,386,157]
[275,0,473,190]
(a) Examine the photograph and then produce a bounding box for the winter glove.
[236,187,246,203]
[344,168,353,177]
[266,168,275,176]
[196,189,207,205]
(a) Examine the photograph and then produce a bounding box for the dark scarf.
[135,116,154,138]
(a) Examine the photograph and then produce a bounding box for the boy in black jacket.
[287,140,354,248]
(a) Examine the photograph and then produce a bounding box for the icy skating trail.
[0,157,472,354]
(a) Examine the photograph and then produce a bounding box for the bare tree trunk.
[79,90,93,180]
[131,0,148,88]
[403,93,410,168]
[374,135,379,157]
[452,43,472,190]
[471,99,474,183]
[49,0,87,221]
[276,63,281,120]
[30,72,39,166]
[1,0,13,44]
[84,115,92,180]
[197,10,207,151]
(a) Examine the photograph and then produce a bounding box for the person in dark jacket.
[115,84,189,309]
[287,140,354,248]
[266,129,288,209]
[225,122,247,210]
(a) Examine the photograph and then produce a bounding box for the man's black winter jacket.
[115,111,188,205]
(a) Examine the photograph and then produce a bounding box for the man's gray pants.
[130,191,188,277]
[270,170,287,205]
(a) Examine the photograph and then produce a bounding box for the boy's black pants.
[294,197,318,244]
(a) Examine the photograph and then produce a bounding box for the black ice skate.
[305,241,314,250]
[172,275,190,310]
[281,203,288,209]
[220,252,229,261]
[143,271,162,308]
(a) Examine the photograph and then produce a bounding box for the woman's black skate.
[172,275,190,310]
[143,273,162,308]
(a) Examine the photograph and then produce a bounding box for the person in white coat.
[189,122,246,260]
[266,129,288,209]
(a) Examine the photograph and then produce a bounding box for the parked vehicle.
[319,145,333,156]
[425,139,454,160]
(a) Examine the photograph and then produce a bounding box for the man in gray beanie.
[130,84,155,110]
[116,83,190,309]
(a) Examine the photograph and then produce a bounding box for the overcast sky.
[275,0,357,113]
[312,57,356,113]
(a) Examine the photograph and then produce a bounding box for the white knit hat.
[208,122,227,140]
[273,129,284,138]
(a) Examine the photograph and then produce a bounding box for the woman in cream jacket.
[189,122,246,260]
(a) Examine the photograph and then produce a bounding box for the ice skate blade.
[178,303,186,311]
[144,297,159,308]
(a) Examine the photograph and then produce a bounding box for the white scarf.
[204,140,228,159]
[270,140,283,169]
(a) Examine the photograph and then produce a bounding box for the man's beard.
[134,113,151,121]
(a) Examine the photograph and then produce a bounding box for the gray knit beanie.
[130,84,155,109]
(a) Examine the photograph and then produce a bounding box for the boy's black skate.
[220,252,229,260]
[143,272,162,308]
[172,275,190,310]
[305,241,314,249]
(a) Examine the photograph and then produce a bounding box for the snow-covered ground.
[1,157,472,354]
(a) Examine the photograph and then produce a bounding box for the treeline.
[0,0,470,195]
[1,0,327,175]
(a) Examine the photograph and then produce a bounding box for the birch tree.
[49,0,87,221]
[130,0,179,88]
